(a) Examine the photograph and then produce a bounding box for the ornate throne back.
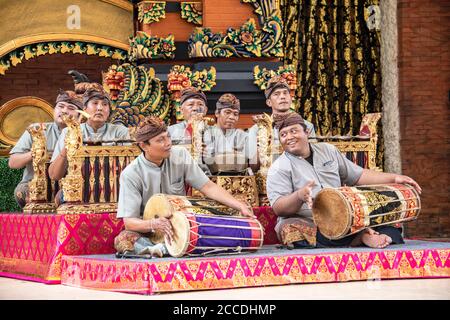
[321,113,382,171]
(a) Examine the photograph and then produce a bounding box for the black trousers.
[293,226,404,249]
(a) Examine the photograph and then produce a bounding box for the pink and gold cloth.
[0,213,124,283]
[61,242,450,295]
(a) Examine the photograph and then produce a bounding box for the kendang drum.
[143,194,264,257]
[143,194,242,243]
[312,184,421,240]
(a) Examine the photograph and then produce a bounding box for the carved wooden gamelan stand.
[23,124,58,214]
[56,115,140,215]
[190,115,260,208]
[253,113,275,207]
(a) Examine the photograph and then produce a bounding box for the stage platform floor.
[60,240,450,295]
[2,276,449,299]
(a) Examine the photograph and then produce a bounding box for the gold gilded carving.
[27,123,48,202]
[59,115,84,204]
[317,113,382,170]
[190,114,215,162]
[99,156,106,202]
[108,156,115,202]
[193,175,259,208]
[57,202,118,215]
[23,123,58,214]
[23,202,57,214]
[253,113,273,175]
[255,172,267,195]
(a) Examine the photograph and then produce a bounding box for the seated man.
[267,113,422,249]
[116,116,253,257]
[168,87,211,175]
[8,90,83,208]
[49,86,130,181]
[168,87,208,145]
[247,75,316,169]
[203,93,248,174]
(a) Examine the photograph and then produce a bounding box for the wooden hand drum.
[143,194,241,244]
[312,184,421,240]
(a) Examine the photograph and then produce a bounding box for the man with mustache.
[247,75,316,169]
[203,93,248,174]
[168,87,208,145]
[168,87,212,175]
[266,112,422,249]
[115,116,254,257]
[8,90,83,209]
[48,86,130,181]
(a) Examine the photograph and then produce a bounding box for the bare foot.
[361,230,392,248]
[149,246,163,258]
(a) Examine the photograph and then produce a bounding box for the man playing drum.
[266,112,422,249]
[203,93,248,174]
[8,90,83,209]
[116,116,254,257]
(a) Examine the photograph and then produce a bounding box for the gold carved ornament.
[59,114,84,205]
[56,112,141,214]
[314,113,382,170]
[190,114,215,162]
[23,123,58,214]
[253,113,273,175]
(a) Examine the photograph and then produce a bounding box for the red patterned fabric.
[253,206,279,245]
[61,244,450,295]
[0,207,277,283]
[0,213,124,283]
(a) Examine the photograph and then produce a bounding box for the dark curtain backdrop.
[280,0,383,167]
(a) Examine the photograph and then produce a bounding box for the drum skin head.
[312,188,352,239]
[166,211,191,258]
[143,194,176,244]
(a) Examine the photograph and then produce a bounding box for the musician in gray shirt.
[267,113,422,249]
[168,87,211,175]
[168,87,208,145]
[8,90,83,208]
[203,93,248,174]
[247,75,316,169]
[49,87,129,181]
[115,116,254,257]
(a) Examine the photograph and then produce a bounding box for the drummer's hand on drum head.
[151,217,174,244]
[238,203,255,218]
[296,180,316,209]
[394,175,422,194]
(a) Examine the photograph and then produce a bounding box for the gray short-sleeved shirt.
[117,147,210,218]
[247,116,316,164]
[168,121,190,145]
[51,122,130,162]
[203,126,248,166]
[266,143,364,221]
[10,122,62,183]
[168,120,212,175]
